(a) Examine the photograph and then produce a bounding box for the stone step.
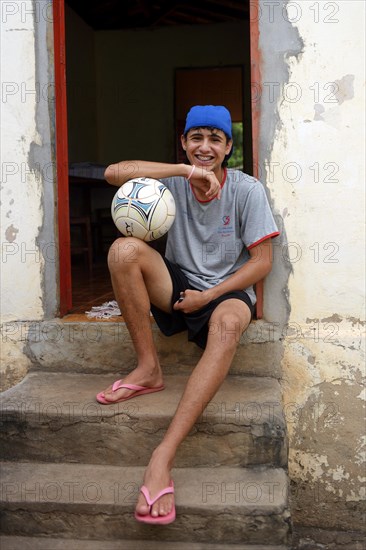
[0,535,289,549]
[0,372,287,468]
[0,462,290,545]
[20,318,283,378]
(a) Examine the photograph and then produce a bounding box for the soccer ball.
[111,177,176,241]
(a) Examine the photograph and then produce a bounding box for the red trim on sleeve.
[247,232,280,249]
[190,168,227,203]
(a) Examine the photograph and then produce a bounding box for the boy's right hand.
[189,168,222,200]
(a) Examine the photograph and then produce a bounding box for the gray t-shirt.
[161,169,279,305]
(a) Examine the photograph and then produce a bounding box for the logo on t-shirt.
[217,215,234,238]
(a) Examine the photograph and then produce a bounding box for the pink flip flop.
[96,381,164,404]
[135,481,175,525]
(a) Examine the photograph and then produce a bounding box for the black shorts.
[150,258,254,349]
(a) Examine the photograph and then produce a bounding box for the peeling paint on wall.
[4,224,19,242]
[334,74,355,105]
[289,379,365,528]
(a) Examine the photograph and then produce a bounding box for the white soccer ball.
[111,177,176,241]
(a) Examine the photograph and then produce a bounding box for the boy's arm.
[104,160,190,186]
[104,160,221,200]
[174,240,273,313]
[204,239,273,301]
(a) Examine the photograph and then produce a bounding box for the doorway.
[57,0,253,316]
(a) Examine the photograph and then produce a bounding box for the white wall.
[1,2,57,386]
[259,0,365,532]
[1,4,45,322]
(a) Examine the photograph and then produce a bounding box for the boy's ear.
[181,134,187,151]
[226,139,233,155]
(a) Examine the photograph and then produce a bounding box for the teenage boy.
[97,105,280,524]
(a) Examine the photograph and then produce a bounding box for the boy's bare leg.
[100,237,173,402]
[135,299,251,518]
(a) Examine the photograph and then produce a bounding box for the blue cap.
[184,105,232,139]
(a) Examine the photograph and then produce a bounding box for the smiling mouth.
[196,155,214,162]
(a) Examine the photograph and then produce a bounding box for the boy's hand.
[189,168,222,200]
[173,289,210,314]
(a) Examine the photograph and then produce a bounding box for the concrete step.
[0,535,289,549]
[0,462,290,545]
[21,319,283,378]
[0,372,287,468]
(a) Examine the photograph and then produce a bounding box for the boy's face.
[181,127,233,177]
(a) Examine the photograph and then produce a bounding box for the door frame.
[249,0,261,180]
[54,0,71,315]
[249,0,264,318]
[53,0,261,316]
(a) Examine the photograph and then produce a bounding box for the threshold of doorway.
[62,313,124,323]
